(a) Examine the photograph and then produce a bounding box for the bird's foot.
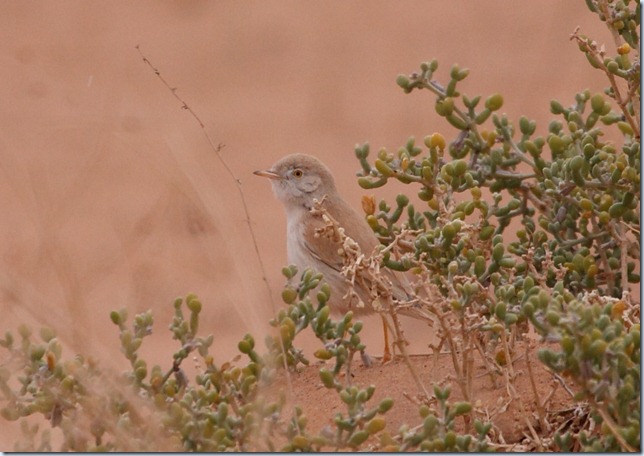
[360,350,374,368]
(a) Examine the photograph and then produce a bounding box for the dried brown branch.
[525,342,549,432]
[310,199,432,401]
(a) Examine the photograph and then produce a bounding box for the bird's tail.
[395,300,436,326]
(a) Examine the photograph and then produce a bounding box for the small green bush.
[353,0,639,450]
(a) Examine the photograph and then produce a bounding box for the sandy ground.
[0,1,616,449]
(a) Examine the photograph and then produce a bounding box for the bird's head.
[254,153,337,210]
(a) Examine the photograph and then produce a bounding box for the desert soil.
[287,340,574,451]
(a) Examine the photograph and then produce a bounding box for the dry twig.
[134,46,307,437]
[134,46,275,312]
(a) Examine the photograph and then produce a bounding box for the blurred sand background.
[0,1,615,447]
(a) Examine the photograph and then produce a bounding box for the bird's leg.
[360,350,373,368]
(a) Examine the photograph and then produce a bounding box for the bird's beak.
[253,169,282,180]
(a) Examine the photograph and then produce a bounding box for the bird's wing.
[300,208,347,273]
[301,232,343,273]
[322,197,435,323]
[301,196,378,271]
[300,197,435,323]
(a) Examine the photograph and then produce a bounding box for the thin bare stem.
[570,30,640,137]
[525,343,549,432]
[473,337,499,388]
[458,312,474,415]
[613,224,630,298]
[134,46,304,434]
[491,170,536,180]
[595,0,626,48]
[551,372,576,398]
[590,215,615,293]
[431,304,469,403]
[559,230,609,248]
[387,308,432,400]
[500,328,515,381]
[588,396,637,452]
[135,46,275,313]
[507,138,537,168]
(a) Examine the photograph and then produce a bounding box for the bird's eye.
[292,169,303,178]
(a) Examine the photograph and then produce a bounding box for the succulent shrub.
[353,0,639,450]
[1,279,493,451]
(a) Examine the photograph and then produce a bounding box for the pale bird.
[254,153,429,363]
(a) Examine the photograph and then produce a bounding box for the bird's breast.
[285,211,311,267]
